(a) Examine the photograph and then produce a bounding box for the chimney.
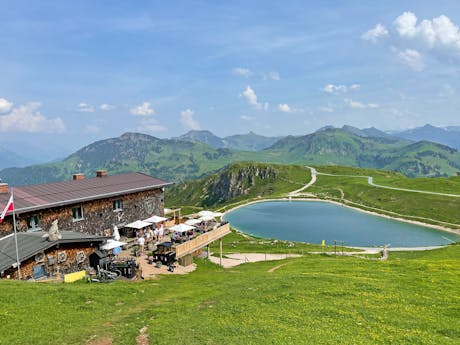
[96,170,108,178]
[72,173,85,180]
[0,183,8,194]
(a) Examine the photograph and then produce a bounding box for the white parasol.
[169,223,195,233]
[124,220,151,229]
[199,215,215,222]
[101,239,127,250]
[143,215,167,224]
[185,219,202,226]
[198,210,214,217]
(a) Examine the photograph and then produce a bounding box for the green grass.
[0,245,458,344]
[308,165,460,227]
[209,229,359,254]
[167,162,311,208]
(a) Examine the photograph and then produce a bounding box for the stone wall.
[4,243,98,280]
[0,188,164,237]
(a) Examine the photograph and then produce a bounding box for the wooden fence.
[174,223,231,258]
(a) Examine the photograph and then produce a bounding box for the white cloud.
[394,12,460,55]
[277,104,292,112]
[242,86,259,107]
[0,102,65,133]
[241,85,268,110]
[349,84,361,90]
[130,102,155,116]
[323,84,347,93]
[361,23,389,43]
[240,115,255,121]
[398,49,425,71]
[180,109,200,130]
[263,71,280,80]
[323,84,360,93]
[100,103,115,111]
[364,12,460,69]
[232,67,253,78]
[344,98,379,109]
[0,98,13,114]
[77,102,95,113]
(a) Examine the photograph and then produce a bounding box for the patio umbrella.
[125,220,151,229]
[101,239,127,250]
[199,215,215,222]
[169,223,195,233]
[185,219,202,226]
[198,210,214,217]
[143,215,167,224]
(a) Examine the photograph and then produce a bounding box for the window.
[72,206,83,221]
[113,199,123,212]
[27,215,41,231]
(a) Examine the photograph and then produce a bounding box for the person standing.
[158,223,164,242]
[137,236,145,255]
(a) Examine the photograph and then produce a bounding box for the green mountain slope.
[2,129,460,186]
[177,130,226,148]
[168,162,460,226]
[381,141,460,177]
[267,128,460,177]
[178,130,283,151]
[0,133,272,186]
[223,131,283,150]
[167,162,310,207]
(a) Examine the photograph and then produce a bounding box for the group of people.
[137,223,165,254]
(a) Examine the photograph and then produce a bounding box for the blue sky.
[1,1,460,155]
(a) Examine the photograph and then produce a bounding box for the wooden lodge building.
[0,170,172,238]
[0,170,172,279]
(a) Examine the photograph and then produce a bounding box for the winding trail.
[283,166,460,231]
[288,166,317,197]
[313,168,460,198]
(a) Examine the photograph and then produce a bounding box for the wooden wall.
[0,188,164,236]
[4,243,100,280]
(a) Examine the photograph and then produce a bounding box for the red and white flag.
[0,195,14,223]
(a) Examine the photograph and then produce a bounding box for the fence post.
[219,239,223,267]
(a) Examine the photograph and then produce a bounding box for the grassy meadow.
[2,163,459,344]
[0,245,458,344]
[308,165,460,227]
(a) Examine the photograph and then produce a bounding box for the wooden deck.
[174,223,231,258]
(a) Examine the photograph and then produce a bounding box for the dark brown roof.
[0,231,107,272]
[0,172,172,215]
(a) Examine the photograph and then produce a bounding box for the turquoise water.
[223,201,460,247]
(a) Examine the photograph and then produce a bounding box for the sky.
[1,1,460,157]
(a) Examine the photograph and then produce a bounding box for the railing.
[174,222,231,258]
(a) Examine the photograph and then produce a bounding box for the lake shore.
[222,197,460,238]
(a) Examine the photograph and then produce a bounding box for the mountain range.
[177,130,283,151]
[2,125,460,186]
[0,146,37,170]
[392,124,460,150]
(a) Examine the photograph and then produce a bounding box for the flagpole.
[12,187,21,280]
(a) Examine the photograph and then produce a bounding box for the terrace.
[118,211,231,270]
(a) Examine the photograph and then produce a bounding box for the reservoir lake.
[223,201,460,247]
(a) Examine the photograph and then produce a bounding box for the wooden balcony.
[174,222,231,259]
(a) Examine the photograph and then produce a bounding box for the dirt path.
[288,166,317,196]
[209,253,301,268]
[316,169,460,198]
